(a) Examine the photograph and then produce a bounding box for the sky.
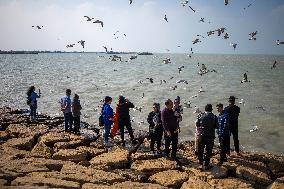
[0,0,284,54]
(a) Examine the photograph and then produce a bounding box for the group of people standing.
[27,86,241,170]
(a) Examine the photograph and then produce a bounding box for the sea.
[0,53,283,155]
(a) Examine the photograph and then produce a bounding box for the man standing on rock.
[60,89,73,132]
[225,96,241,156]
[161,99,178,160]
[195,104,218,170]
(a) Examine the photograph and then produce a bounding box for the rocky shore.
[0,107,283,189]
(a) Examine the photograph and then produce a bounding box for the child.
[173,96,183,131]
[102,96,114,146]
[147,103,163,154]
[72,94,82,134]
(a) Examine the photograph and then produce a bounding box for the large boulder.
[236,165,273,186]
[90,148,130,170]
[208,177,254,189]
[180,176,213,189]
[149,170,189,188]
[269,176,284,189]
[11,175,80,189]
[131,157,177,173]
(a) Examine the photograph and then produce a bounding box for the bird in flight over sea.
[224,0,229,6]
[197,34,205,38]
[93,20,104,27]
[192,38,201,44]
[181,0,189,7]
[129,0,133,4]
[199,18,205,22]
[271,60,277,69]
[188,5,196,12]
[207,30,215,36]
[78,40,85,48]
[164,14,168,22]
[224,33,229,39]
[66,44,75,48]
[102,46,108,52]
[230,43,237,50]
[146,78,154,83]
[32,25,44,29]
[83,16,94,21]
[276,40,284,45]
[216,27,226,36]
[249,31,258,40]
[244,3,252,10]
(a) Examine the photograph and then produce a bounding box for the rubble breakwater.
[0,107,283,189]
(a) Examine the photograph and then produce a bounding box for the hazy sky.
[0,0,284,54]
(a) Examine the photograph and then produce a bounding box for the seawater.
[0,53,283,154]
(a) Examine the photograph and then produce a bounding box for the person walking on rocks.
[61,89,73,132]
[117,96,137,146]
[225,96,241,156]
[102,96,114,146]
[161,99,178,160]
[72,94,82,134]
[26,86,41,121]
[195,104,218,170]
[216,103,230,165]
[147,102,163,154]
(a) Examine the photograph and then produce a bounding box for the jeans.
[30,105,37,119]
[219,135,230,162]
[197,136,214,166]
[64,112,73,131]
[164,131,178,158]
[104,124,112,143]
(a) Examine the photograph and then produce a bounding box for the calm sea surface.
[0,53,283,154]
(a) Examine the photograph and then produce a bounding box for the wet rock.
[2,136,34,151]
[0,131,9,141]
[149,170,189,188]
[11,175,80,188]
[90,148,129,170]
[236,165,272,186]
[180,176,213,189]
[269,176,284,189]
[208,177,254,189]
[29,141,53,158]
[131,157,177,173]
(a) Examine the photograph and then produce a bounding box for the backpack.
[99,104,105,126]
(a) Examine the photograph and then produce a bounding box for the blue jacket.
[217,111,230,137]
[103,104,114,126]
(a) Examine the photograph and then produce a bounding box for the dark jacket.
[117,101,134,124]
[225,105,240,129]
[72,99,82,117]
[195,112,218,138]
[217,111,230,137]
[103,104,114,126]
[161,108,178,132]
[147,111,163,133]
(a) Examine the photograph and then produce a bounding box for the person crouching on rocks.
[102,96,114,146]
[72,94,82,134]
[147,103,163,155]
[195,104,218,170]
[26,86,41,121]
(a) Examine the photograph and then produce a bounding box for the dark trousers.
[119,121,134,143]
[30,105,37,119]
[164,131,178,158]
[149,129,163,151]
[197,136,214,166]
[230,127,239,153]
[73,116,80,133]
[64,112,73,131]
[219,135,230,162]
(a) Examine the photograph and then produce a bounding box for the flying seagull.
[230,43,237,50]
[199,18,205,22]
[146,78,154,83]
[188,5,196,12]
[178,66,185,74]
[32,25,44,29]
[224,33,229,39]
[216,27,226,36]
[164,14,168,22]
[77,40,85,48]
[276,40,284,45]
[129,0,133,4]
[244,3,252,10]
[207,30,215,36]
[181,0,189,7]
[249,31,257,40]
[66,44,75,48]
[197,34,205,38]
[93,20,104,27]
[84,16,94,21]
[192,38,201,44]
[224,0,229,6]
[102,46,108,52]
